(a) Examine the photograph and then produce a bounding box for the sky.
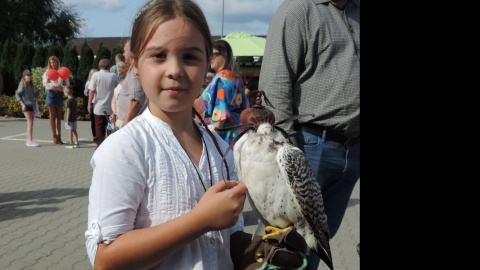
[62,0,286,38]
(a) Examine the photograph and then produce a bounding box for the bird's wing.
[276,143,333,267]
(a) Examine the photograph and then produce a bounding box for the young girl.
[85,1,247,269]
[15,70,39,147]
[42,55,69,144]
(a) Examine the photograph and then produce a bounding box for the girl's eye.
[184,54,198,61]
[153,53,167,61]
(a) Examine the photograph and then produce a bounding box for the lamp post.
[221,0,224,38]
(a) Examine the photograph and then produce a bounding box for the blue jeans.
[296,130,360,270]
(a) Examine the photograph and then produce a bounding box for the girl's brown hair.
[20,75,32,88]
[131,0,212,71]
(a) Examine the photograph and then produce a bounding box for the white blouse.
[85,108,243,269]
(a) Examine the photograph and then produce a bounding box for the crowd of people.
[14,0,359,268]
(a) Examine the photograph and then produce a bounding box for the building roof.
[69,37,129,54]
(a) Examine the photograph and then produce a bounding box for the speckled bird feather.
[233,123,333,269]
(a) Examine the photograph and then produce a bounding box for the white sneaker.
[26,140,39,147]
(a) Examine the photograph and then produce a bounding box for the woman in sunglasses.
[201,39,248,144]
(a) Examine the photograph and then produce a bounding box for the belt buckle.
[344,137,359,147]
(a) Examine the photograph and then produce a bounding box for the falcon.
[224,91,334,269]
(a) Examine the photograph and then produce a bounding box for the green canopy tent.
[220,32,266,57]
[221,32,266,81]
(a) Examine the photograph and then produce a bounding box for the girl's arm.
[93,181,246,270]
[15,84,25,110]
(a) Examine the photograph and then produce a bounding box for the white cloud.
[71,0,286,37]
[199,0,284,36]
[63,0,125,11]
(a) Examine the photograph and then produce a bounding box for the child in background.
[15,69,39,147]
[63,85,79,148]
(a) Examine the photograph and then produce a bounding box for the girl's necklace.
[178,123,212,192]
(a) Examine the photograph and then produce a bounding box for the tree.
[77,40,94,85]
[62,42,79,75]
[0,0,83,45]
[92,42,111,69]
[62,42,81,97]
[32,45,48,69]
[0,42,3,95]
[47,41,64,62]
[109,44,124,67]
[0,40,16,72]
[13,38,35,81]
[0,40,18,95]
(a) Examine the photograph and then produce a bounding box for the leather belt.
[295,123,360,147]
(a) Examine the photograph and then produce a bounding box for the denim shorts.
[45,90,64,107]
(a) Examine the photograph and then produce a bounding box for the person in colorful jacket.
[201,39,248,144]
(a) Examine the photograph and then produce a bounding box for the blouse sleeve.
[85,132,147,265]
[15,83,24,103]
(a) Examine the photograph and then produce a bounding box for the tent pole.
[221,0,225,38]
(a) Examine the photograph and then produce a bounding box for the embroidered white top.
[85,108,243,269]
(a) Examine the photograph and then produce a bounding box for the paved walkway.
[0,117,359,270]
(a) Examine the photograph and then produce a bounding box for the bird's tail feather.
[313,240,334,270]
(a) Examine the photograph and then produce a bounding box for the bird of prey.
[224,90,334,269]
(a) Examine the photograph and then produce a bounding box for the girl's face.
[135,18,207,118]
[50,60,58,70]
[24,74,32,83]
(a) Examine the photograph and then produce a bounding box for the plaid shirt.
[259,0,360,137]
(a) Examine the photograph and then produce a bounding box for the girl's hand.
[195,180,247,231]
[53,82,61,91]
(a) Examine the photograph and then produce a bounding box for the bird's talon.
[262,226,291,241]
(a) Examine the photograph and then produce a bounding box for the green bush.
[1,90,89,120]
